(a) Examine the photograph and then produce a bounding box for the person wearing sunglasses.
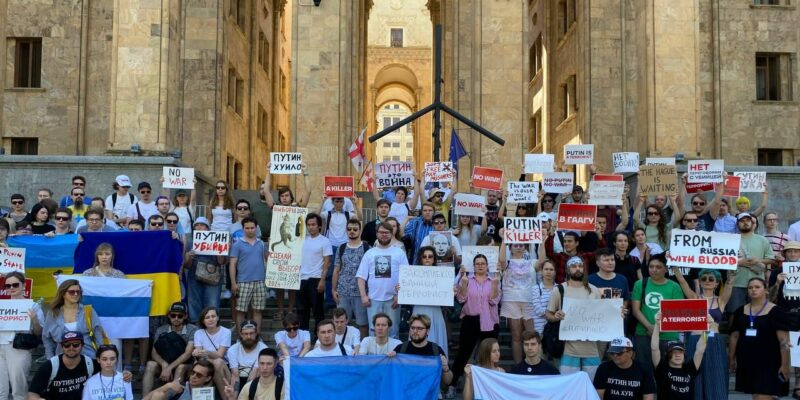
[593,336,655,399]
[331,219,371,339]
[143,359,215,400]
[2,194,31,227]
[207,180,235,232]
[50,207,74,235]
[229,199,262,244]
[81,344,133,400]
[58,175,94,208]
[0,271,43,400]
[143,302,199,397]
[164,212,186,246]
[43,279,107,360]
[126,182,159,225]
[274,313,310,359]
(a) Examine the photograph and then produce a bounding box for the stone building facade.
[0,0,293,191]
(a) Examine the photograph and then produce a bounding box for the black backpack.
[542,284,566,358]
[153,331,187,363]
[248,376,284,400]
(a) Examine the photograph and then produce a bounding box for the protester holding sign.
[728,277,791,398]
[651,312,706,400]
[405,246,449,358]
[0,271,43,400]
[371,173,422,223]
[633,195,677,250]
[265,162,311,209]
[498,240,537,364]
[184,217,223,323]
[768,241,800,398]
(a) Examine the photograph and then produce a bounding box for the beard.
[74,198,84,208]
[569,271,584,281]
[411,335,426,344]
[241,337,258,349]
[378,236,391,246]
[738,224,753,233]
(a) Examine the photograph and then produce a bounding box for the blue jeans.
[367,299,400,339]
[186,268,221,323]
[325,245,340,308]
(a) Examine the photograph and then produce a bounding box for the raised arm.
[407,176,421,210]
[709,181,724,218]
[671,266,698,299]
[751,184,768,217]
[614,185,631,231]
[650,312,662,367]
[264,165,276,208]
[632,194,645,227]
[297,164,311,207]
[669,194,681,227]
[693,321,708,370]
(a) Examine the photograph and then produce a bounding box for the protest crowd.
[1,148,799,400]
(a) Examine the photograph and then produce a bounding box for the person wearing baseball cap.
[651,311,707,399]
[125,181,158,224]
[106,175,138,226]
[593,336,655,399]
[142,302,198,396]
[727,210,775,315]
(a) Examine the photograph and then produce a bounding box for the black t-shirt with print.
[593,360,655,400]
[393,341,445,357]
[655,358,698,400]
[508,359,560,376]
[29,355,99,400]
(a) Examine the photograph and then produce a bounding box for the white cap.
[115,175,132,187]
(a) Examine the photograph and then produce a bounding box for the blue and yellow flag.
[8,234,78,301]
[74,231,184,316]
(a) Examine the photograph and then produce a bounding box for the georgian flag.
[348,127,367,173]
[359,161,375,192]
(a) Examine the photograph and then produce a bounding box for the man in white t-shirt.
[126,182,159,223]
[299,213,333,330]
[304,320,353,357]
[314,308,360,354]
[357,222,408,338]
[227,320,268,390]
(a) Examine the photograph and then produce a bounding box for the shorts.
[500,301,534,320]
[338,294,369,326]
[236,281,268,311]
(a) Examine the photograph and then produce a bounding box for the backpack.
[111,193,135,212]
[153,330,187,363]
[248,376,284,400]
[48,355,93,387]
[325,210,350,234]
[337,241,370,268]
[541,284,566,358]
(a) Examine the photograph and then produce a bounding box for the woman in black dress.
[728,277,791,399]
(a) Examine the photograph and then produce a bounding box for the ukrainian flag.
[73,231,184,316]
[8,234,78,301]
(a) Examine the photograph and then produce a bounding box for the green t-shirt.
[733,234,775,288]
[632,278,684,340]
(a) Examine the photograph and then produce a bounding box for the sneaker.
[444,386,456,399]
[221,289,232,300]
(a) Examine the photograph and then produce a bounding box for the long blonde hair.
[92,242,115,269]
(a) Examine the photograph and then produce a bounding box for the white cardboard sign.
[192,231,231,256]
[424,162,455,183]
[559,298,624,341]
[733,171,767,193]
[542,172,573,193]
[375,162,414,188]
[588,181,624,206]
[504,217,543,244]
[507,181,539,204]
[645,157,676,166]
[453,193,486,217]
[398,265,455,307]
[612,152,639,173]
[0,299,34,331]
[564,145,594,165]
[162,167,195,189]
[0,248,25,275]
[667,229,740,270]
[524,154,555,174]
[270,152,303,174]
[687,160,724,183]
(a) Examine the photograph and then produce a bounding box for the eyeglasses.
[236,207,249,211]
[377,231,392,235]
[4,282,21,289]
[433,220,446,225]
[216,186,227,190]
[190,370,207,378]
[55,216,70,221]
[140,190,151,194]
[150,222,164,227]
[700,276,716,282]
[10,200,24,205]
[286,326,299,332]
[692,202,706,206]
[66,289,82,296]
[683,218,697,223]
[166,219,178,224]
[62,341,83,349]
[73,193,85,197]
[410,326,427,331]
[169,313,185,319]
[346,227,360,232]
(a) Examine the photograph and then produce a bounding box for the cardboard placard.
[398,265,455,307]
[685,182,714,194]
[324,176,355,198]
[782,262,800,292]
[588,180,624,206]
[659,299,708,332]
[556,204,597,231]
[471,167,504,191]
[542,172,573,193]
[0,247,25,275]
[612,152,640,173]
[266,206,308,290]
[191,387,215,400]
[722,176,741,198]
[192,231,231,256]
[645,157,676,166]
[734,171,767,193]
[0,299,34,331]
[453,193,486,217]
[503,217,543,244]
[0,277,32,299]
[667,229,740,270]
[270,152,303,174]
[791,332,800,368]
[375,162,414,188]
[461,246,500,274]
[162,167,195,189]
[559,298,624,341]
[524,154,555,174]
[507,181,539,204]
[638,165,677,196]
[687,160,724,183]
[424,162,455,183]
[564,145,594,165]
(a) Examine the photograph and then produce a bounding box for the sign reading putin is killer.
[324,176,355,197]
[556,204,597,231]
[503,217,543,244]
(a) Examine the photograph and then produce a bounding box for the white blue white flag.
[471,366,599,400]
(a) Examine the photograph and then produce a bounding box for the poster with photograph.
[266,206,308,290]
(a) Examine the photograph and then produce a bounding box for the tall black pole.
[432,24,442,162]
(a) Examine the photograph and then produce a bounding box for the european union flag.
[449,127,468,174]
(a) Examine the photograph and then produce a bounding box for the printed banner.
[791,332,800,368]
[645,157,676,166]
[162,167,195,189]
[612,152,640,173]
[453,193,486,217]
[471,366,600,400]
[588,180,624,206]
[659,299,708,332]
[687,160,724,183]
[269,152,303,174]
[375,161,414,188]
[504,217,543,244]
[0,247,25,274]
[542,172,573,193]
[398,265,454,307]
[424,162,455,183]
[0,299,34,331]
[192,231,231,256]
[266,206,307,290]
[564,144,594,165]
[507,181,539,204]
[324,176,355,198]
[0,277,32,299]
[685,182,714,194]
[667,229,740,270]
[556,204,597,231]
[638,165,677,196]
[461,246,500,274]
[559,298,624,341]
[722,175,741,198]
[471,166,504,191]
[524,154,555,173]
[734,171,767,193]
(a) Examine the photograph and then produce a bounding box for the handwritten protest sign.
[791,332,800,368]
[734,171,766,193]
[0,248,25,275]
[612,152,639,173]
[556,204,597,231]
[667,229,740,270]
[424,162,454,183]
[269,152,303,174]
[507,181,539,203]
[398,265,454,307]
[375,162,414,188]
[645,157,675,166]
[504,217,543,244]
[192,231,230,256]
[324,176,354,197]
[638,165,676,196]
[0,299,34,331]
[0,277,32,299]
[722,175,741,198]
[461,246,500,274]
[453,193,486,217]
[524,154,555,173]
[542,172,573,193]
[162,167,195,190]
[782,262,800,292]
[471,167,504,191]
[685,182,714,193]
[266,206,307,290]
[559,298,624,341]
[564,145,594,165]
[687,160,724,183]
[588,175,624,206]
[659,299,708,332]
